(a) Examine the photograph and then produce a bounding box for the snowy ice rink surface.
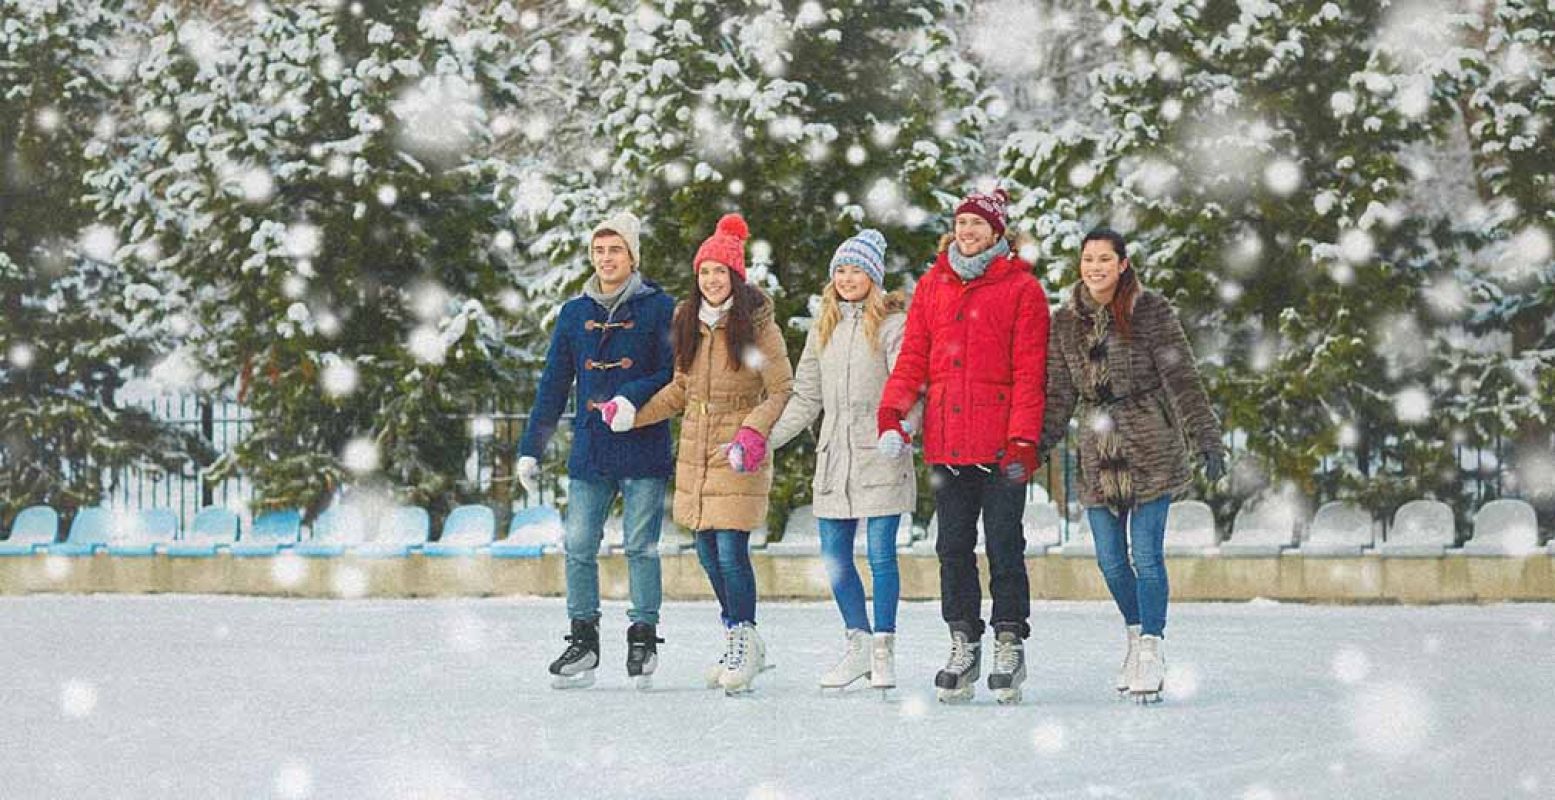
[2,595,1551,800]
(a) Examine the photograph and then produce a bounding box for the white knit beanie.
[591,211,642,268]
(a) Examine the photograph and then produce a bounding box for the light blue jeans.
[817,516,901,633]
[1087,494,1172,637]
[563,476,666,625]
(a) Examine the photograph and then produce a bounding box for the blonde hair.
[813,281,906,352]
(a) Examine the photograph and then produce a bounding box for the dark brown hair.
[671,272,766,373]
[1082,226,1138,339]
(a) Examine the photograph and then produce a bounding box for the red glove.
[878,406,910,440]
[999,439,1039,484]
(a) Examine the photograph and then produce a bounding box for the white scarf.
[699,296,732,328]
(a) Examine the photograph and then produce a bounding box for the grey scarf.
[947,238,1009,281]
[584,271,643,317]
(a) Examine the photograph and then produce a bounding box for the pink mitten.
[727,427,767,473]
[598,400,619,426]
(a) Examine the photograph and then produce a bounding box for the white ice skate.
[1129,634,1165,705]
[705,627,732,689]
[1115,624,1142,697]
[870,633,896,697]
[934,625,980,704]
[720,623,768,696]
[819,629,872,692]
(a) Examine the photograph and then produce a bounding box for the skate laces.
[725,627,748,670]
[993,636,1023,673]
[946,635,977,671]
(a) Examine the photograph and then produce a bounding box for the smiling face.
[953,213,998,257]
[1080,238,1128,303]
[697,260,733,306]
[832,263,873,302]
[590,232,634,292]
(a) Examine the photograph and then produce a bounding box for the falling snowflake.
[78,224,119,263]
[321,358,359,399]
[7,343,36,369]
[273,761,314,800]
[1393,386,1431,424]
[1350,681,1433,757]
[270,553,307,588]
[332,565,369,598]
[391,74,485,162]
[1332,647,1372,684]
[60,680,98,718]
[284,224,322,259]
[342,437,380,474]
[1338,229,1373,265]
[1030,720,1065,754]
[377,185,399,206]
[1263,158,1302,196]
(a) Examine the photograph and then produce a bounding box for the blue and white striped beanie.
[829,228,888,287]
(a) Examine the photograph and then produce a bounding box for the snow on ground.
[1,595,1551,799]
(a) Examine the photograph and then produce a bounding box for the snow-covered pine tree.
[1437,0,1555,530]
[0,0,212,518]
[1000,0,1470,520]
[512,0,995,531]
[84,1,552,517]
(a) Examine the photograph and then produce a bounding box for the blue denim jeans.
[694,529,756,627]
[1087,494,1172,637]
[817,516,901,633]
[563,476,666,625]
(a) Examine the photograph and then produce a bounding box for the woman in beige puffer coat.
[768,229,920,692]
[622,214,792,695]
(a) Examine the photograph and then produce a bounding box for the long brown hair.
[813,282,906,352]
[671,272,767,373]
[1082,226,1137,339]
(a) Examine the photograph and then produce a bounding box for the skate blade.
[1131,691,1162,705]
[633,674,654,691]
[936,688,974,704]
[994,688,1022,705]
[550,671,596,690]
[818,673,869,693]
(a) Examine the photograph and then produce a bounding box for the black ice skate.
[625,622,663,691]
[934,622,981,704]
[548,618,600,689]
[986,623,1027,705]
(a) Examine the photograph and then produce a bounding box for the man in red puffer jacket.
[877,187,1050,704]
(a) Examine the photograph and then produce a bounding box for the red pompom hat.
[694,213,751,280]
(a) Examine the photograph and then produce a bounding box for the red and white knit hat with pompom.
[694,213,750,279]
[955,188,1010,236]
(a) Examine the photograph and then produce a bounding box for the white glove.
[602,395,637,433]
[517,455,540,497]
[877,430,907,459]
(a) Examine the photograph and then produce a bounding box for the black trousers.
[933,464,1031,639]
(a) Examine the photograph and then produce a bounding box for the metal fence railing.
[98,394,1523,542]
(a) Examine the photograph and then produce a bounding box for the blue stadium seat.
[230,509,301,557]
[106,508,179,557]
[422,505,494,557]
[491,505,561,559]
[0,506,59,556]
[48,507,112,557]
[165,507,239,557]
